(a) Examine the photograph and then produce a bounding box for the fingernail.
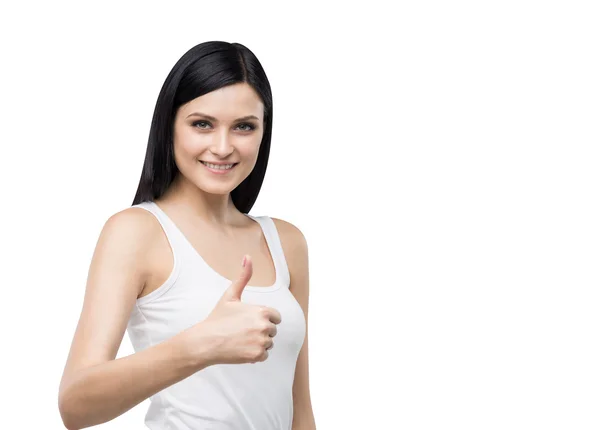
[242,256,247,267]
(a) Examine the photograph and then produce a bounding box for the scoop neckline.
[148,201,283,293]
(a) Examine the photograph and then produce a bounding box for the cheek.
[173,142,200,173]
[241,136,263,158]
[174,131,203,159]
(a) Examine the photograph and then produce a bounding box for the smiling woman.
[130,45,273,211]
[167,82,266,196]
[58,40,316,430]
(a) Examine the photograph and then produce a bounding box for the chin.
[194,182,236,196]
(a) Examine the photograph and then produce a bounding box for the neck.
[159,173,241,227]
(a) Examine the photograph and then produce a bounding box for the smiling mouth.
[199,161,239,171]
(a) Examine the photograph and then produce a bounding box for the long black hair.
[131,41,273,214]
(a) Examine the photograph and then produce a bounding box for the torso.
[137,200,287,300]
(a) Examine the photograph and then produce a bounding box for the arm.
[273,218,317,430]
[58,208,215,429]
[60,328,213,429]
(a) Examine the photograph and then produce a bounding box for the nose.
[209,129,235,158]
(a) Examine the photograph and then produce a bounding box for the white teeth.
[201,161,235,170]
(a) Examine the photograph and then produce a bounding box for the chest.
[142,221,278,300]
[136,271,307,358]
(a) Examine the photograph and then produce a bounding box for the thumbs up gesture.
[182,255,282,366]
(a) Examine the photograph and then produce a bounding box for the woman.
[58,41,316,430]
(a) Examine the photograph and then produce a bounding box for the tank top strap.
[130,201,189,261]
[246,214,291,287]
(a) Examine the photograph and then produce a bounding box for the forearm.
[59,327,213,429]
[292,405,317,430]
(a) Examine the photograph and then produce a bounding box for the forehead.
[178,83,264,119]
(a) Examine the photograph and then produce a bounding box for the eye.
[236,123,256,132]
[192,121,211,129]
[191,121,257,132]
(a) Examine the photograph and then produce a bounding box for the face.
[172,82,265,196]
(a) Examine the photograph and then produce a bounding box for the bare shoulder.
[95,206,168,294]
[271,217,308,256]
[271,218,309,297]
[106,206,161,241]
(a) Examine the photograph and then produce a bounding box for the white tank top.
[126,201,307,430]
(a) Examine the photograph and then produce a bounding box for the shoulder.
[103,206,162,244]
[103,206,168,256]
[270,217,309,283]
[270,217,308,255]
[97,206,165,280]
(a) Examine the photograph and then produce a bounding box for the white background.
[1,1,599,429]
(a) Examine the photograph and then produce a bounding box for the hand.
[185,255,282,366]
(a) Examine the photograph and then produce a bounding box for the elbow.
[58,391,77,430]
[59,384,83,430]
[58,399,74,430]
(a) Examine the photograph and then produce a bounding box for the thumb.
[223,254,253,302]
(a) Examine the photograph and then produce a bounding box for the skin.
[143,82,317,428]
[59,82,315,429]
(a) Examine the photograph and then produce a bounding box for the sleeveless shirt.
[125,201,307,430]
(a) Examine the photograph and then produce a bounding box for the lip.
[199,160,238,174]
[200,160,238,165]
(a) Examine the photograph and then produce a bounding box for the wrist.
[174,323,218,371]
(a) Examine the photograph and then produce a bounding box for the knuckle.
[260,322,271,333]
[247,348,260,362]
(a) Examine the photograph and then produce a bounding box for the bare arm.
[58,208,214,429]
[273,218,317,430]
[59,327,213,429]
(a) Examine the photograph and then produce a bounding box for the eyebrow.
[186,112,260,122]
